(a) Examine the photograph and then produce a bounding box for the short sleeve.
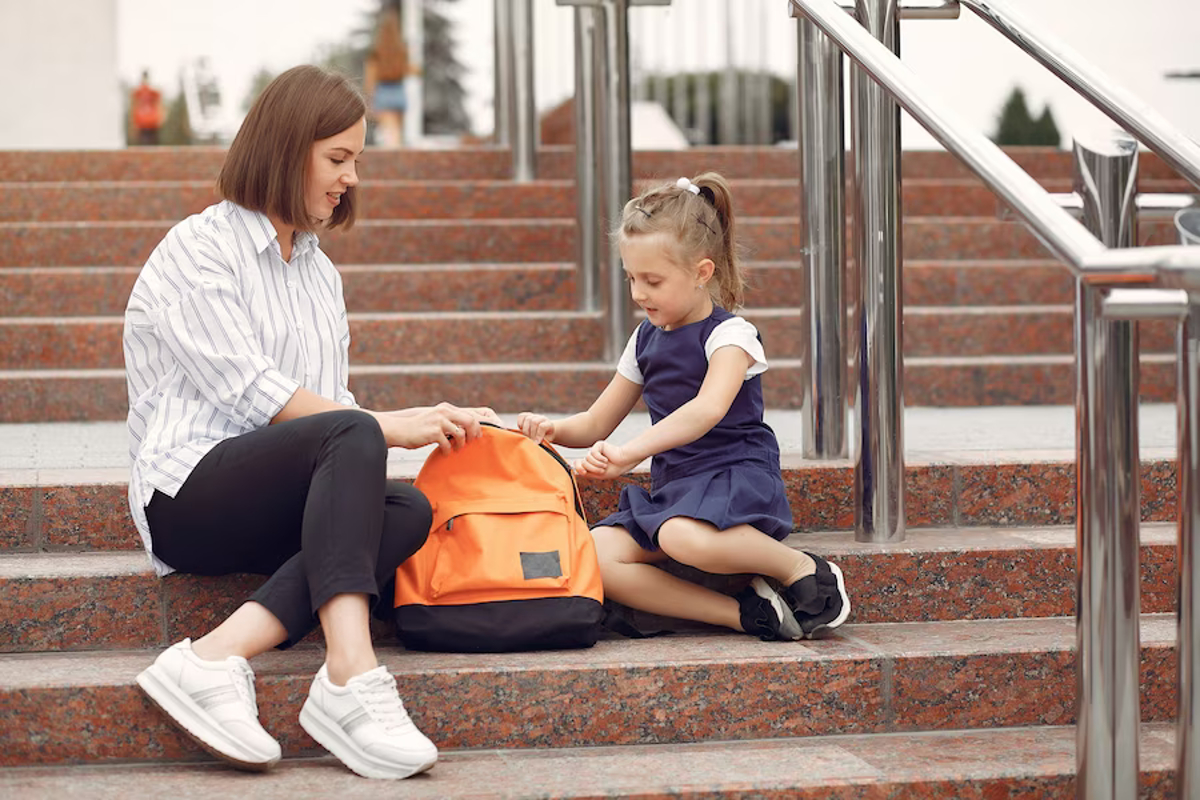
[615,328,644,385]
[704,317,768,379]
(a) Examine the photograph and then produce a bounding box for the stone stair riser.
[0,541,1180,654]
[1,312,1176,371]
[0,357,1178,422]
[0,262,1078,319]
[0,219,1180,268]
[0,147,1182,183]
[19,179,1189,224]
[0,640,1176,767]
[1,458,1178,554]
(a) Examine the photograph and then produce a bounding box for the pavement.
[0,404,1179,483]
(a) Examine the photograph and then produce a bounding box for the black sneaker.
[781,552,851,639]
[735,580,802,641]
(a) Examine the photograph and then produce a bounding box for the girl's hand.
[517,412,555,444]
[573,440,637,480]
[371,404,482,453]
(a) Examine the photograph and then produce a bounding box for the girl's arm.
[519,372,642,448]
[578,345,753,479]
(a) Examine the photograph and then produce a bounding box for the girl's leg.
[593,524,742,631]
[655,518,813,585]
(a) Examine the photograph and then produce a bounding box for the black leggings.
[146,409,432,648]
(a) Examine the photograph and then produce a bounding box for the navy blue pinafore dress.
[594,308,793,551]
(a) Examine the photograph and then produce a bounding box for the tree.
[418,0,470,135]
[242,67,278,113]
[993,87,1060,147]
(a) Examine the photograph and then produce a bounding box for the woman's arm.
[577,345,753,479]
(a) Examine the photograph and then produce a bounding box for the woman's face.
[306,116,366,225]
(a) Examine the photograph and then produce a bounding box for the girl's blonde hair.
[616,172,745,310]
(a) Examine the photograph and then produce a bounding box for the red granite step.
[17,176,1182,223]
[0,614,1178,767]
[0,353,1177,422]
[1,452,1179,554]
[0,217,1180,269]
[0,146,1182,183]
[0,723,1177,798]
[0,525,1178,653]
[0,260,1078,319]
[0,307,1176,371]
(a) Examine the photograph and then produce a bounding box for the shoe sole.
[804,562,852,639]
[136,664,280,772]
[749,576,804,641]
[299,698,438,780]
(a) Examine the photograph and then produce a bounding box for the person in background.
[124,64,497,780]
[518,173,852,643]
[364,3,417,148]
[130,69,165,146]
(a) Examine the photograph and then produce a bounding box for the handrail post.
[1179,296,1200,800]
[561,0,668,359]
[495,0,537,181]
[571,4,605,314]
[1073,129,1141,800]
[796,13,848,459]
[851,0,904,542]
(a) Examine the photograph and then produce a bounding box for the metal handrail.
[787,0,1200,284]
[957,0,1200,192]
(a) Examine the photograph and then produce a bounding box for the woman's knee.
[378,482,433,570]
[323,408,387,465]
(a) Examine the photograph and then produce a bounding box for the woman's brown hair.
[370,7,411,82]
[217,65,365,232]
[616,172,746,310]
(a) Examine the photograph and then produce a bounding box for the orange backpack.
[394,425,605,652]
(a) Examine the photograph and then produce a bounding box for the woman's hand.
[573,440,638,480]
[517,412,556,444]
[370,403,483,453]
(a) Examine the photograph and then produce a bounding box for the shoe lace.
[227,659,259,715]
[355,671,414,734]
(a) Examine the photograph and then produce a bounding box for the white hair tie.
[676,177,700,195]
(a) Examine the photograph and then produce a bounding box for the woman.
[364,4,416,148]
[124,64,492,780]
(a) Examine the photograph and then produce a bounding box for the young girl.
[519,173,850,641]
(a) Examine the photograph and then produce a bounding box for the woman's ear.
[696,258,715,285]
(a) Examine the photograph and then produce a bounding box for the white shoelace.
[227,659,259,716]
[354,670,415,734]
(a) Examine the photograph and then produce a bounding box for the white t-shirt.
[616,316,768,385]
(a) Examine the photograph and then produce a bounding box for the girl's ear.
[695,258,715,285]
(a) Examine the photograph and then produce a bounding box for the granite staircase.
[0,145,1188,797]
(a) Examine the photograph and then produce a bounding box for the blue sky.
[117,0,1200,149]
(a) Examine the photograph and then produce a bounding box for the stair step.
[16,177,1188,224]
[0,525,1179,653]
[0,218,1179,269]
[0,614,1178,766]
[0,723,1177,798]
[0,146,1183,183]
[0,354,1178,422]
[0,260,1080,319]
[0,307,1178,371]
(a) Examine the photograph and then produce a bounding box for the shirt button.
[287,281,296,289]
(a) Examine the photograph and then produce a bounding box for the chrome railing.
[788,0,1200,796]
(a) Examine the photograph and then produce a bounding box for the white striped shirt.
[123,201,356,575]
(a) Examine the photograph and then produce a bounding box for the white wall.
[0,0,122,149]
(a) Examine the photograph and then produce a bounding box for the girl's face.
[306,116,366,225]
[619,233,714,331]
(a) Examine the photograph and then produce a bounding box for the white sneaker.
[136,638,281,770]
[300,664,438,779]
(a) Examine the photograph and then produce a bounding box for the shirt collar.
[225,201,321,258]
